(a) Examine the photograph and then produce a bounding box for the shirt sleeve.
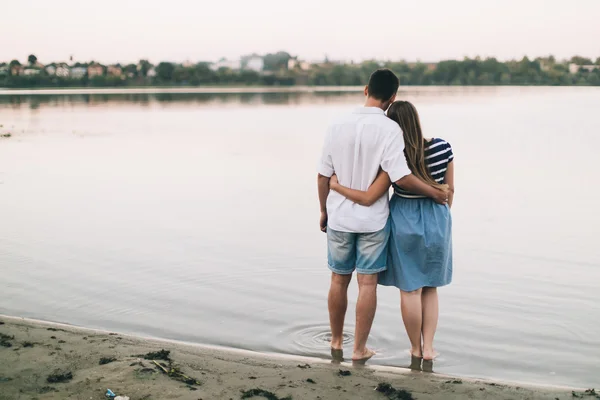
[381,129,411,182]
[317,127,334,177]
[446,141,454,162]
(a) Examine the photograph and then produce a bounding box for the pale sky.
[2,0,599,65]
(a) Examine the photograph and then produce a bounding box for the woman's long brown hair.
[387,101,445,188]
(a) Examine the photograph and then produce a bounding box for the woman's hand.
[329,174,339,191]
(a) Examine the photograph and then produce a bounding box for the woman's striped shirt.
[393,138,454,198]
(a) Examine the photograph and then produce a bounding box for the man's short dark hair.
[367,69,399,101]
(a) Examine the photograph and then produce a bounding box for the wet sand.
[0,317,587,400]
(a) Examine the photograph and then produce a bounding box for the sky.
[2,0,599,65]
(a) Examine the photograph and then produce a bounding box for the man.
[317,69,447,362]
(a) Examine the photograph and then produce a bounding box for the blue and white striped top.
[393,138,454,198]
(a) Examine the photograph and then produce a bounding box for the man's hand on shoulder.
[431,186,450,205]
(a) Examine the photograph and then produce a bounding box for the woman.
[330,100,454,361]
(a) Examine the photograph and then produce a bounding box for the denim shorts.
[327,220,390,275]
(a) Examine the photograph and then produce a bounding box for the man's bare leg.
[421,287,439,360]
[400,288,423,358]
[352,273,378,361]
[328,272,352,351]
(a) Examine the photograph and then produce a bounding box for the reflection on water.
[0,86,563,110]
[0,91,364,109]
[1,87,599,389]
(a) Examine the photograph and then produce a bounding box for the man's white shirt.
[318,107,411,233]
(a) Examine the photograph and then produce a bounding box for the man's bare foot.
[423,348,438,361]
[352,348,375,363]
[331,348,344,362]
[330,338,343,351]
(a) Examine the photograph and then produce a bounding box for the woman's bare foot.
[423,348,438,361]
[352,348,375,363]
[409,355,422,371]
[410,346,422,359]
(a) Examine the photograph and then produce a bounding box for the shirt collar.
[353,107,385,115]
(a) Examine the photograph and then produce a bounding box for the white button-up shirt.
[318,107,411,233]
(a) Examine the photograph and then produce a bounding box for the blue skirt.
[379,195,453,292]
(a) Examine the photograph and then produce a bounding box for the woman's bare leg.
[421,287,439,360]
[400,288,423,358]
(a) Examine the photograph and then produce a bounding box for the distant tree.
[570,56,593,65]
[138,59,152,76]
[9,59,21,67]
[263,51,291,71]
[596,57,600,65]
[156,62,175,82]
[123,64,137,77]
[28,54,37,65]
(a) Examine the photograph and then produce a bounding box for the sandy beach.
[0,316,590,400]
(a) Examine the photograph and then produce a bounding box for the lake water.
[1,87,599,388]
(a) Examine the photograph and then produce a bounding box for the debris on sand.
[137,349,171,361]
[0,333,14,347]
[241,388,292,400]
[0,133,11,138]
[38,386,58,393]
[152,360,201,386]
[0,321,4,325]
[375,383,415,400]
[584,389,599,397]
[47,370,73,383]
[306,378,316,384]
[297,364,311,369]
[445,379,463,384]
[99,357,117,365]
[22,342,34,348]
[572,389,600,398]
[338,369,351,377]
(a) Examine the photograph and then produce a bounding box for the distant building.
[245,56,264,72]
[107,65,122,77]
[540,61,551,72]
[0,64,8,76]
[569,63,599,74]
[210,59,242,71]
[10,64,23,76]
[88,63,104,78]
[23,68,41,76]
[46,65,57,75]
[71,67,87,78]
[288,58,310,71]
[56,64,70,77]
[147,68,157,78]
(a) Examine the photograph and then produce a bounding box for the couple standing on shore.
[317,69,455,364]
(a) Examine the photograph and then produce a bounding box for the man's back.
[318,107,408,233]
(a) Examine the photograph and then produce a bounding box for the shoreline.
[1,85,598,96]
[0,315,587,399]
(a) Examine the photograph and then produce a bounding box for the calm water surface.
[1,87,599,388]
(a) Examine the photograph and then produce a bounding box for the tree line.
[2,54,599,88]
